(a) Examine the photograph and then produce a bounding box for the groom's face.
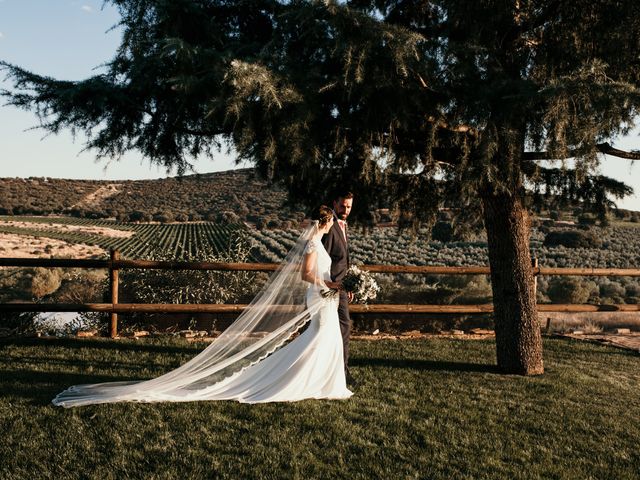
[333,197,353,220]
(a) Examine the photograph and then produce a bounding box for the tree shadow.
[351,357,501,374]
[0,337,201,406]
[0,369,142,406]
[0,353,176,372]
[0,336,200,355]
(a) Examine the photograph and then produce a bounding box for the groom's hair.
[333,190,354,201]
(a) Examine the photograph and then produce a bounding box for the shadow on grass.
[0,337,200,406]
[0,369,139,406]
[0,337,500,406]
[0,353,177,373]
[0,336,199,355]
[351,357,500,374]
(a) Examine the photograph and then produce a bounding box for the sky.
[1,0,639,210]
[0,0,240,180]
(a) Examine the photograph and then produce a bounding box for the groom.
[322,190,356,386]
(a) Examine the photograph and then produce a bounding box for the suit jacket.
[322,216,350,282]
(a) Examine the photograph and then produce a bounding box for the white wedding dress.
[192,238,353,403]
[52,234,352,407]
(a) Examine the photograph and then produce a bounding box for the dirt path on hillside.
[70,183,122,209]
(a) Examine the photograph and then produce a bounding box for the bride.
[52,205,353,407]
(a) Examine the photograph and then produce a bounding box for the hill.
[0,169,301,228]
[1,169,638,230]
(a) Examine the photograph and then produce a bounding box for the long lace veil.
[52,223,328,407]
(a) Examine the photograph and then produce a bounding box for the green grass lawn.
[1,336,639,480]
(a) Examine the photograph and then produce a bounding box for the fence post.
[110,249,120,338]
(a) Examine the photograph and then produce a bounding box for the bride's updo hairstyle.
[311,205,334,228]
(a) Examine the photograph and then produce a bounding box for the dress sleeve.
[304,239,318,255]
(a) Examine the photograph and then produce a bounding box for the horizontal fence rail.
[2,251,640,337]
[2,303,640,314]
[2,257,640,276]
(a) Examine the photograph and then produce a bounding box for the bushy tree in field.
[543,230,602,249]
[598,280,627,304]
[431,221,453,243]
[152,211,174,223]
[128,210,151,222]
[547,277,597,304]
[29,267,63,298]
[577,214,598,228]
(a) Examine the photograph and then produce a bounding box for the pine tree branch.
[596,143,640,160]
[523,143,640,161]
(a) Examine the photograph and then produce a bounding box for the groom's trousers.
[338,290,352,371]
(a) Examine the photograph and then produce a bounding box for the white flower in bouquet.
[341,265,380,303]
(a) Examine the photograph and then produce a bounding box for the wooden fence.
[2,250,640,337]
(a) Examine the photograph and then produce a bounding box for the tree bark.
[481,190,544,375]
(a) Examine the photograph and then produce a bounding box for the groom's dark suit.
[322,215,351,372]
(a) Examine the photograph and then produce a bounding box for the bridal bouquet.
[341,265,380,303]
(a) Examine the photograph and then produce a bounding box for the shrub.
[51,269,107,303]
[431,222,453,243]
[613,209,627,220]
[543,230,602,248]
[598,280,626,300]
[255,217,267,230]
[68,208,86,218]
[547,277,596,304]
[577,214,597,227]
[30,267,62,298]
[625,284,640,297]
[128,210,150,222]
[217,211,240,224]
[438,210,453,222]
[152,211,174,223]
[454,275,493,304]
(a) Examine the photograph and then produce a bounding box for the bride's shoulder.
[304,237,323,254]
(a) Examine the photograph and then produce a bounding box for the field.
[4,215,640,268]
[0,336,638,479]
[2,215,640,309]
[0,216,245,259]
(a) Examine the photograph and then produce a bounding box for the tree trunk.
[481,190,544,375]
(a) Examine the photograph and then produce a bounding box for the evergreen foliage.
[3,1,638,221]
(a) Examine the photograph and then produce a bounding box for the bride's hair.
[311,205,333,227]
